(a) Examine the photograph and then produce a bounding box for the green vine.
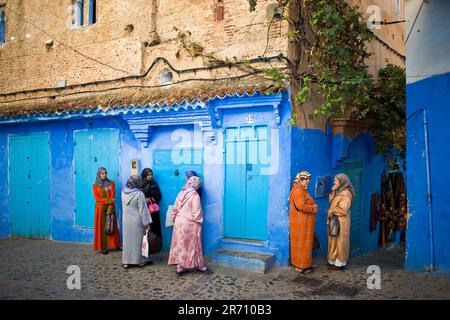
[365,64,406,156]
[247,0,405,156]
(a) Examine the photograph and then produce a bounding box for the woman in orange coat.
[93,167,121,254]
[289,171,318,273]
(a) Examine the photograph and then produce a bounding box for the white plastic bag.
[165,205,174,228]
[141,231,149,258]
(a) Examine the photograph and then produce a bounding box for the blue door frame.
[343,160,363,254]
[153,148,203,252]
[73,129,120,229]
[223,125,269,241]
[8,132,51,239]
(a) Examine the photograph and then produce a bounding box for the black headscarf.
[95,167,111,188]
[141,168,162,203]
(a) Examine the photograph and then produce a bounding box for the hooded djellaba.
[327,173,355,270]
[121,175,153,269]
[168,176,213,276]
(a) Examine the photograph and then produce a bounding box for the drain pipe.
[406,108,434,271]
[422,109,435,271]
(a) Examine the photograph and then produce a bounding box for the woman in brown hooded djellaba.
[327,173,355,270]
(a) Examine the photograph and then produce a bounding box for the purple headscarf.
[177,176,202,202]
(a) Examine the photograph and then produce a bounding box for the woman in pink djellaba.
[168,175,213,276]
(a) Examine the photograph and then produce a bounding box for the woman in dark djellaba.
[141,168,163,242]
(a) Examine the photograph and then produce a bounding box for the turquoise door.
[153,149,203,252]
[74,129,120,228]
[9,132,51,239]
[343,160,362,254]
[224,125,269,241]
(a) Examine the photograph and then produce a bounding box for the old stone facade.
[0,0,290,115]
[0,1,404,121]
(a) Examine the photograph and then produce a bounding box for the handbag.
[165,205,174,228]
[329,214,340,236]
[147,229,162,254]
[105,212,115,234]
[148,198,159,214]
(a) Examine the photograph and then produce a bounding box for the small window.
[216,1,224,21]
[88,0,96,24]
[0,11,5,45]
[72,0,96,28]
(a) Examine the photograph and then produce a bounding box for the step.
[211,248,276,274]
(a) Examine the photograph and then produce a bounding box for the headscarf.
[123,175,142,194]
[95,167,111,188]
[334,173,355,198]
[185,170,198,179]
[177,176,202,202]
[141,168,153,181]
[294,171,312,184]
[141,168,156,189]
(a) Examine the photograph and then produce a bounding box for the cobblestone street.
[1,239,449,300]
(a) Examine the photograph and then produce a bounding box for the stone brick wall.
[0,0,405,129]
[0,0,289,97]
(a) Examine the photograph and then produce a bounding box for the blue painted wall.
[290,127,386,258]
[0,93,293,266]
[405,0,450,271]
[0,118,134,243]
[406,72,450,271]
[0,91,387,268]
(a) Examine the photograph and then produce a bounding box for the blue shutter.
[88,0,96,25]
[9,132,51,239]
[76,0,84,26]
[0,11,5,44]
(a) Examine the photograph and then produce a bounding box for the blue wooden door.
[343,160,362,254]
[224,125,269,241]
[153,149,203,252]
[9,132,51,239]
[74,129,120,228]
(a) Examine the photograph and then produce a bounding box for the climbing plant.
[245,0,405,157]
[292,0,375,118]
[364,64,406,156]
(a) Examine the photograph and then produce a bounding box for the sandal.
[122,264,129,270]
[196,267,213,274]
[303,268,314,274]
[176,269,189,276]
[101,250,109,255]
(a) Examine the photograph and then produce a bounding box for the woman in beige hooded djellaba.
[327,173,355,270]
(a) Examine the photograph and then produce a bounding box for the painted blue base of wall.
[0,91,390,269]
[211,248,276,273]
[406,72,450,271]
[291,127,387,259]
[0,93,293,267]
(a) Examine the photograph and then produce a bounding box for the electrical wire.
[0,68,290,105]
[3,4,132,75]
[0,54,289,98]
